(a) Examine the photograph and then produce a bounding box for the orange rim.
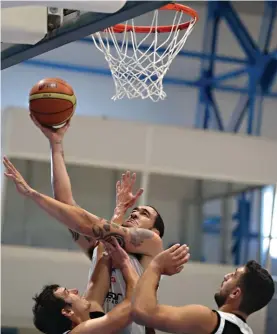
[110,3,198,34]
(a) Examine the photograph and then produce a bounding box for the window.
[261,186,277,259]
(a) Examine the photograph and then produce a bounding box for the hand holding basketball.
[30,113,70,143]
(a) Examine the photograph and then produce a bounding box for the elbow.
[131,304,152,326]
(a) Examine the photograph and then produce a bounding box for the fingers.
[168,244,181,253]
[3,156,17,174]
[121,171,133,189]
[116,180,121,193]
[173,249,190,267]
[111,237,121,249]
[172,244,188,258]
[103,241,115,255]
[4,172,15,180]
[176,265,185,273]
[134,188,144,199]
[130,172,136,187]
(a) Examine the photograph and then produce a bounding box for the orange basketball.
[29,78,76,127]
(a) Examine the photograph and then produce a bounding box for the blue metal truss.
[197,1,277,266]
[196,1,277,134]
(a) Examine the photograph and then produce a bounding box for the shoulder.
[180,305,218,333]
[130,228,163,255]
[70,314,112,334]
[214,311,253,334]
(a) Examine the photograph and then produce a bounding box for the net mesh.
[91,8,197,102]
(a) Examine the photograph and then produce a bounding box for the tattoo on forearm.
[103,224,111,232]
[111,223,120,229]
[69,229,80,241]
[52,141,64,158]
[91,224,126,248]
[129,229,154,247]
[84,236,92,242]
[79,209,152,250]
[92,225,104,239]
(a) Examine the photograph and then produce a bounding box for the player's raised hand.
[30,113,70,143]
[3,156,34,196]
[151,244,190,276]
[116,171,144,210]
[103,237,130,269]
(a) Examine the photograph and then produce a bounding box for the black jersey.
[63,311,105,334]
[212,311,253,334]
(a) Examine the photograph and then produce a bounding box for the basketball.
[29,78,76,128]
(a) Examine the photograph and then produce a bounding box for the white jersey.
[89,247,145,334]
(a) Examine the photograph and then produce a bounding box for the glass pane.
[261,186,277,238]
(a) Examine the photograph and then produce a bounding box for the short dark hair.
[33,284,72,334]
[148,205,165,238]
[238,260,275,315]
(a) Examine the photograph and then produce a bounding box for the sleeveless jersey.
[88,246,145,334]
[212,311,253,334]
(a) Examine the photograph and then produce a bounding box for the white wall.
[1,3,276,138]
[1,245,270,333]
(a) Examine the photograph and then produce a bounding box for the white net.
[91,7,197,102]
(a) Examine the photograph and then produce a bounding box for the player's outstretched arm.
[132,244,218,334]
[83,242,111,312]
[3,157,162,257]
[30,115,98,258]
[71,239,139,334]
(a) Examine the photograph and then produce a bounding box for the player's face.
[54,287,90,315]
[123,206,157,230]
[214,267,245,308]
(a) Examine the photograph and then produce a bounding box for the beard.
[214,291,227,308]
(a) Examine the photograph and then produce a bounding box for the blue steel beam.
[258,1,277,52]
[79,37,249,65]
[205,90,224,131]
[212,67,248,83]
[1,1,170,70]
[223,1,277,134]
[196,1,223,129]
[23,58,277,98]
[219,2,260,62]
[227,96,249,133]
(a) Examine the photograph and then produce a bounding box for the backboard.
[1,1,170,70]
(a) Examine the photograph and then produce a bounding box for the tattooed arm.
[4,157,163,256]
[32,193,162,256]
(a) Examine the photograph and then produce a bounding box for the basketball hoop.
[91,3,198,102]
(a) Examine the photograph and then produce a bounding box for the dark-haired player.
[132,247,275,334]
[33,238,139,334]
